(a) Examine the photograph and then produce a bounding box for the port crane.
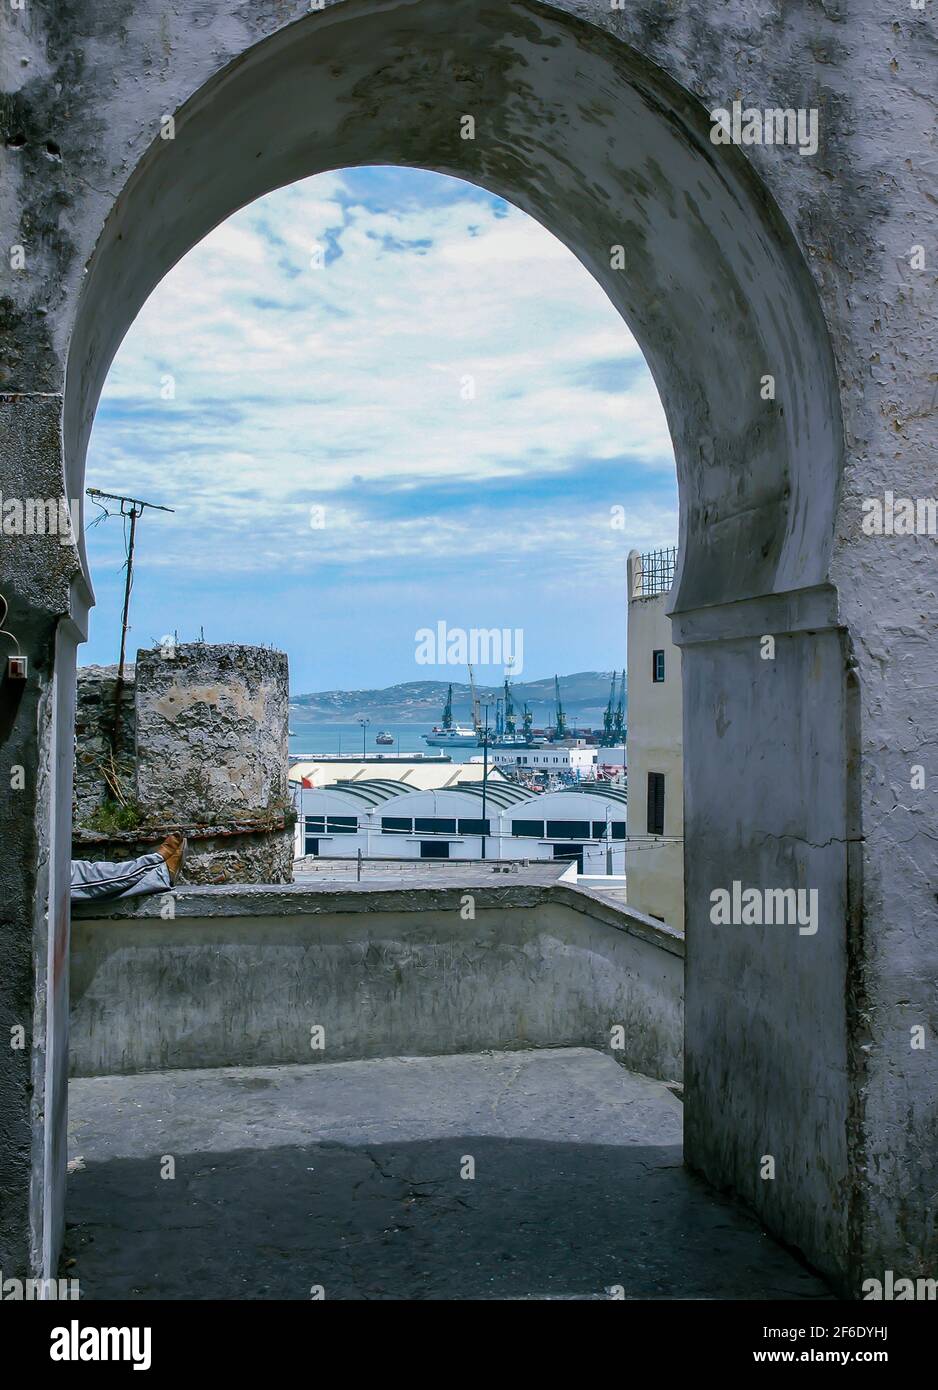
[613,669,626,743]
[601,672,617,746]
[600,670,627,746]
[553,674,567,740]
[503,678,516,736]
[467,664,481,734]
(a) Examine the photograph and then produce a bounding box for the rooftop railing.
[635,546,677,598]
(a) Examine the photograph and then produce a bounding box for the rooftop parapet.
[628,547,677,600]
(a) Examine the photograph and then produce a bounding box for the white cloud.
[88,168,677,586]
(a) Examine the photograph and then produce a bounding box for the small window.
[381,817,412,834]
[652,650,665,683]
[415,817,457,834]
[592,821,608,840]
[512,819,545,838]
[327,816,357,834]
[612,822,626,840]
[457,819,490,836]
[304,816,325,834]
[647,772,665,836]
[304,836,320,856]
[546,820,591,840]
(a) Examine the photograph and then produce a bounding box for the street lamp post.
[359,717,370,762]
[480,702,491,861]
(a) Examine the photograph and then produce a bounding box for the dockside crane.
[613,669,626,743]
[553,674,567,741]
[503,678,516,736]
[441,682,454,730]
[467,664,481,734]
[601,672,617,746]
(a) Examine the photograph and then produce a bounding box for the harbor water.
[289,721,481,764]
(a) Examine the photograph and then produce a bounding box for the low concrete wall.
[70,877,683,1083]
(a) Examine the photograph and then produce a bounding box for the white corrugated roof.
[289,760,506,791]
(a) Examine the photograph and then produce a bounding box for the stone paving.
[65,1048,832,1301]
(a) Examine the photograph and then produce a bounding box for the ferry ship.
[421,682,480,747]
[375,731,395,746]
[422,725,480,747]
[488,733,546,749]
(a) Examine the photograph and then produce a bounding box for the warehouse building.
[293,779,627,872]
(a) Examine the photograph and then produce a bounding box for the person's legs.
[70,833,187,903]
[70,853,170,902]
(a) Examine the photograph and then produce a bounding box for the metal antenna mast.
[85,487,175,750]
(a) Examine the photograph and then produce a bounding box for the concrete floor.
[65,1048,831,1300]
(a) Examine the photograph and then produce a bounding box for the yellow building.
[625,548,684,931]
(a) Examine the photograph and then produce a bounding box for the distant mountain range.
[290,672,625,725]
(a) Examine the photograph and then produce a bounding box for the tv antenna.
[86,487,175,749]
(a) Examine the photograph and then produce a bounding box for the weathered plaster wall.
[69,880,684,1083]
[0,394,82,1277]
[1,0,935,1296]
[72,645,294,883]
[673,589,855,1292]
[73,663,135,824]
[134,643,289,827]
[73,822,296,885]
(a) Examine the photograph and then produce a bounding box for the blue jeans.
[70,852,171,903]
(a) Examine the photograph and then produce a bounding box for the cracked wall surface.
[73,664,135,824]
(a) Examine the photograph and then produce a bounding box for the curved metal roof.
[303,778,627,813]
[453,782,538,808]
[328,779,417,805]
[561,783,629,806]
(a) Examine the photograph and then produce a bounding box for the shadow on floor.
[65,1134,832,1300]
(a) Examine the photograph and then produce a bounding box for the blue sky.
[84,167,678,693]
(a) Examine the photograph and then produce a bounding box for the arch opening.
[56,0,854,1293]
[65,0,843,618]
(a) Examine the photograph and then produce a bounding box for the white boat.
[422,724,479,747]
[423,683,480,746]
